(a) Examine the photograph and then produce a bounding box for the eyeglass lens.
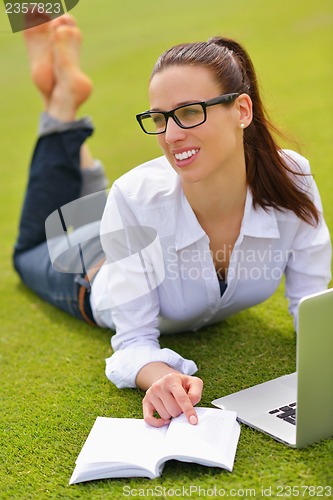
[141,103,205,134]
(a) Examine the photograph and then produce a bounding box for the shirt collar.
[175,187,206,251]
[240,188,280,239]
[175,186,280,251]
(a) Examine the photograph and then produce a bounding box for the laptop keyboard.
[268,402,297,425]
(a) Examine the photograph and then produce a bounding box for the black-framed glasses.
[136,93,239,135]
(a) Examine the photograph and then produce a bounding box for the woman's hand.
[142,372,203,427]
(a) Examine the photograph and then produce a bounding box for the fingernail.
[190,415,198,425]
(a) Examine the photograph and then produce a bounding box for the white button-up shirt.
[90,150,331,388]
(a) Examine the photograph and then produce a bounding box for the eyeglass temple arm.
[206,93,239,107]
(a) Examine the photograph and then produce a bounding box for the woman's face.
[148,65,248,186]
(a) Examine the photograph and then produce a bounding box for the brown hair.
[151,37,319,225]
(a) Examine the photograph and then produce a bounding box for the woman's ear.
[236,93,253,128]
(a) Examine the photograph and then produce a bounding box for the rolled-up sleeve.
[105,346,198,389]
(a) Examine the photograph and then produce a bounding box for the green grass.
[1,0,332,498]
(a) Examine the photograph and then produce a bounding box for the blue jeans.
[13,127,106,324]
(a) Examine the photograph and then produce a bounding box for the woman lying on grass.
[14,14,331,428]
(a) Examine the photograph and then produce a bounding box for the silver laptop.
[212,288,333,448]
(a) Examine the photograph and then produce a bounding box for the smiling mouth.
[174,149,199,161]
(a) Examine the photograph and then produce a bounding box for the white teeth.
[174,149,198,161]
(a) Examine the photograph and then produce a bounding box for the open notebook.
[70,407,240,483]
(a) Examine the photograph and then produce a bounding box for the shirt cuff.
[105,346,198,389]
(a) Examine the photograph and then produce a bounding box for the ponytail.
[151,37,319,225]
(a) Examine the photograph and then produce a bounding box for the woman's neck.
[182,165,247,224]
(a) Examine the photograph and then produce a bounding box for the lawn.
[0,0,332,498]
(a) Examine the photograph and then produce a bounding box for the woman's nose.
[164,117,187,144]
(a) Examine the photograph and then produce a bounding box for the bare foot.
[23,12,54,105]
[24,13,80,107]
[48,23,93,121]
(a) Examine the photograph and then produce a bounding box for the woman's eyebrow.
[149,99,203,112]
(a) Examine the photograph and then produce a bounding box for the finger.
[144,389,172,421]
[144,376,184,419]
[150,387,182,418]
[142,397,170,428]
[152,390,185,419]
[170,383,198,425]
[186,377,204,407]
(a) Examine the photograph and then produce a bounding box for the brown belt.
[77,258,105,326]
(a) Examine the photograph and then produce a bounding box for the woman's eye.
[152,114,164,124]
[177,105,202,121]
[183,107,200,116]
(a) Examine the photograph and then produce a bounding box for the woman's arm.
[284,159,332,328]
[98,182,200,422]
